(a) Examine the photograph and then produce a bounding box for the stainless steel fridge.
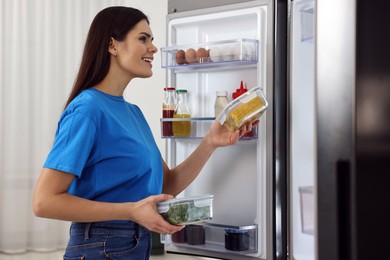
[158,0,390,259]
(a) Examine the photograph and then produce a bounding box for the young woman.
[33,6,258,260]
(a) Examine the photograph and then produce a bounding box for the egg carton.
[161,38,259,69]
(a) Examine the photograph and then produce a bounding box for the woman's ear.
[108,37,117,57]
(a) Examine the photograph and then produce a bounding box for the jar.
[173,89,191,137]
[186,225,205,245]
[225,229,250,251]
[162,87,176,137]
[214,91,229,118]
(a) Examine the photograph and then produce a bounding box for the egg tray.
[161,38,259,69]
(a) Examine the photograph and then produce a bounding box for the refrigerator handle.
[335,159,352,260]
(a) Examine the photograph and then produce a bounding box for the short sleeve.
[43,111,97,177]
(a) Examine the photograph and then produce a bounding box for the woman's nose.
[148,43,158,53]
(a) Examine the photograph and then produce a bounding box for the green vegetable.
[161,201,211,225]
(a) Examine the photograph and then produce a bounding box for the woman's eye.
[140,36,147,42]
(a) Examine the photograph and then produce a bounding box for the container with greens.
[157,195,214,225]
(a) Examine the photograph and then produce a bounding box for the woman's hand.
[206,119,260,148]
[130,194,184,235]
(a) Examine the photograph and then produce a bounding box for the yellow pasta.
[223,96,265,131]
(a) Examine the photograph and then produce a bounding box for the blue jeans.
[63,221,151,260]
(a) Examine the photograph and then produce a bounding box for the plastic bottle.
[232,81,248,99]
[173,89,191,137]
[214,91,229,118]
[162,87,176,136]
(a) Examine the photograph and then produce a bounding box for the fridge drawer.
[161,38,259,71]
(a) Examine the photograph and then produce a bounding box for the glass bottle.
[162,87,176,136]
[214,91,229,118]
[173,89,191,137]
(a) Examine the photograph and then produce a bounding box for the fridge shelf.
[161,38,259,71]
[160,117,258,140]
[161,222,258,255]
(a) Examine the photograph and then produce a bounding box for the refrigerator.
[159,0,390,259]
[158,0,313,259]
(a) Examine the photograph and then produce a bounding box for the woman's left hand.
[207,119,260,148]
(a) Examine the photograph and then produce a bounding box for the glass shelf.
[161,38,259,71]
[161,222,258,256]
[160,117,258,140]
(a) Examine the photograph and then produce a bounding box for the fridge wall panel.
[177,142,258,226]
[176,68,259,117]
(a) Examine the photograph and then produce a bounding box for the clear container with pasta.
[217,86,268,132]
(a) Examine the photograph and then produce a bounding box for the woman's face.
[113,19,158,79]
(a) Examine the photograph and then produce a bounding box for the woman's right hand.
[130,194,184,235]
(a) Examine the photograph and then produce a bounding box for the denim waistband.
[70,221,150,239]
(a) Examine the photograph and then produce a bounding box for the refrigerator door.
[289,0,316,259]
[317,0,390,259]
[161,1,275,259]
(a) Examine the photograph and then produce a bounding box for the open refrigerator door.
[159,1,274,259]
[289,0,315,259]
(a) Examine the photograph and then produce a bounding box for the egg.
[196,48,209,63]
[232,43,243,60]
[175,49,186,65]
[221,46,233,61]
[209,47,222,62]
[185,48,197,64]
[245,44,255,60]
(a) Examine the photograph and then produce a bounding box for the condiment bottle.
[162,87,176,136]
[232,81,248,99]
[214,91,229,118]
[173,89,191,137]
[232,81,253,137]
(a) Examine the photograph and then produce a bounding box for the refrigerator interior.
[289,0,315,259]
[161,2,273,259]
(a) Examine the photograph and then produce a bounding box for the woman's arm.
[162,120,258,196]
[33,168,183,234]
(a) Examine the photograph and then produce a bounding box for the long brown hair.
[65,6,149,108]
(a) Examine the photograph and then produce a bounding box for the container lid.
[164,87,176,91]
[157,194,214,213]
[176,89,188,93]
[232,81,247,99]
[216,91,228,96]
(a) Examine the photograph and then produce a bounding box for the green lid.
[176,89,188,93]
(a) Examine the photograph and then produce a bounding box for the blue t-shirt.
[44,88,163,203]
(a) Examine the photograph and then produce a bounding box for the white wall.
[0,0,168,253]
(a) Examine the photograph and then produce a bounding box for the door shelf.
[161,222,258,255]
[299,186,314,235]
[161,38,259,71]
[161,117,258,140]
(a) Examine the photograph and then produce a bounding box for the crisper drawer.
[161,38,259,71]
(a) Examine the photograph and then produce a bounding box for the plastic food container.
[157,195,214,225]
[217,86,268,132]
